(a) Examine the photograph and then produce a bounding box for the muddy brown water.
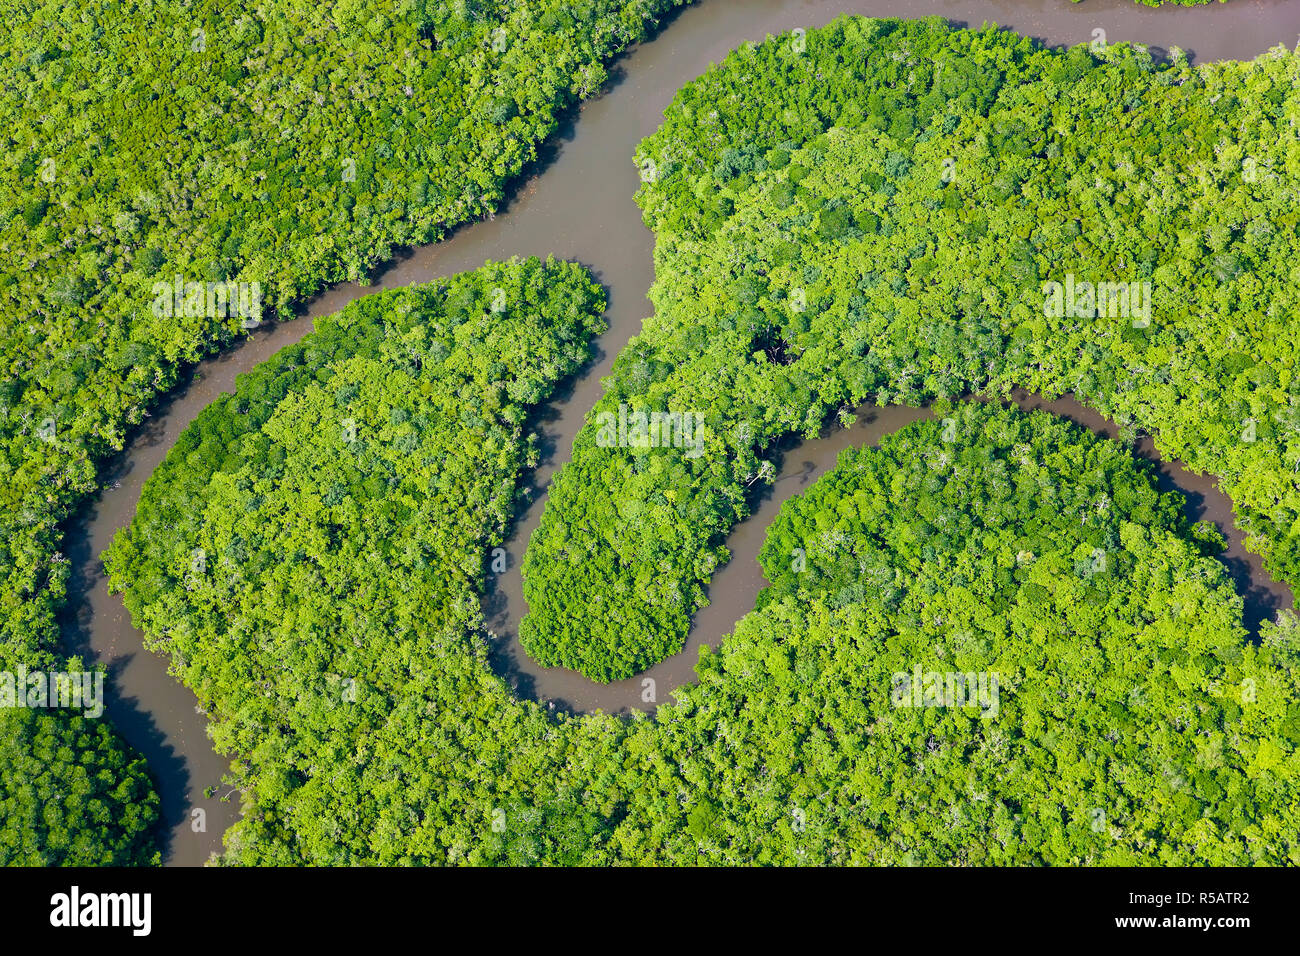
[487,389,1296,718]
[58,0,1300,865]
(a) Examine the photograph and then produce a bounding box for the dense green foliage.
[106,258,608,862]
[0,1,1270,867]
[113,375,1300,861]
[522,16,1300,681]
[638,405,1300,864]
[2,0,684,670]
[0,708,160,866]
[0,0,683,864]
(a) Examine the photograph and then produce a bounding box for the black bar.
[0,866,1280,941]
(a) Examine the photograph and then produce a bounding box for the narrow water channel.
[58,0,1300,865]
[484,390,1295,717]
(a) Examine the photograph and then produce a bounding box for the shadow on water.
[1005,389,1294,636]
[56,0,1300,863]
[485,388,1295,721]
[58,495,194,864]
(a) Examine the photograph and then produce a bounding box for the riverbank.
[60,0,1300,865]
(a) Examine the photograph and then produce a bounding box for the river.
[58,0,1300,866]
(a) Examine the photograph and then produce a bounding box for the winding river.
[58,0,1300,866]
